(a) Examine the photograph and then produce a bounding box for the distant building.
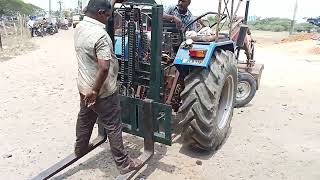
[247,16,258,22]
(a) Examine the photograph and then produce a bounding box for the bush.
[272,25,286,32]
[248,17,291,32]
[0,0,43,16]
[295,23,319,32]
[248,17,320,32]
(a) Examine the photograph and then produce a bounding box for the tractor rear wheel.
[177,49,237,151]
[235,72,257,108]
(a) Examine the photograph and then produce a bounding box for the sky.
[23,0,319,22]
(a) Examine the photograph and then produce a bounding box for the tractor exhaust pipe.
[243,0,250,24]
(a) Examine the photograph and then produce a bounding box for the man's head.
[177,0,191,14]
[86,0,113,23]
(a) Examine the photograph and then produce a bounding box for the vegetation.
[0,0,44,16]
[294,23,319,32]
[248,17,320,32]
[52,9,78,18]
[204,16,320,33]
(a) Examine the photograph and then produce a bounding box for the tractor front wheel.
[177,49,237,151]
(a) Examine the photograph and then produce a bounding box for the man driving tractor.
[163,0,204,31]
[163,0,194,30]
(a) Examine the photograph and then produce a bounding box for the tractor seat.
[186,28,230,42]
[187,33,229,42]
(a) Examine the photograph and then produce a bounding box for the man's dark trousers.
[75,92,129,167]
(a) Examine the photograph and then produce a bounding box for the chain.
[119,10,127,96]
[138,9,144,60]
[128,12,134,85]
[127,9,136,97]
[121,11,126,84]
[118,7,148,98]
[135,9,140,68]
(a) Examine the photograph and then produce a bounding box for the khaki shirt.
[74,16,119,98]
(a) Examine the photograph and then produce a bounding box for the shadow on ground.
[175,127,233,161]
[51,118,233,179]
[52,134,176,180]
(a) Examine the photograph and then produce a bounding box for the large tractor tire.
[177,49,238,151]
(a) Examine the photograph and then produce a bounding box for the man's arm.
[83,35,112,106]
[163,6,182,28]
[163,13,175,22]
[92,36,112,94]
[92,59,110,93]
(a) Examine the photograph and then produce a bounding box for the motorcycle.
[60,23,69,30]
[46,23,56,35]
[33,24,44,37]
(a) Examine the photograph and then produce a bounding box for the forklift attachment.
[32,99,156,180]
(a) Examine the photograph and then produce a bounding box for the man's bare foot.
[118,158,143,175]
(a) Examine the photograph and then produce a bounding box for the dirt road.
[1,30,319,180]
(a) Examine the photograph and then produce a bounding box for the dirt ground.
[0,30,320,180]
[0,23,36,62]
[0,35,37,62]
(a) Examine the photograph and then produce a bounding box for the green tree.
[0,0,43,16]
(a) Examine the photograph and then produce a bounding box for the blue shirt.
[165,5,196,31]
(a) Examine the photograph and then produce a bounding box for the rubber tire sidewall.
[178,49,238,151]
[235,72,257,108]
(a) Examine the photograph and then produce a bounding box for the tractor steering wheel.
[199,19,211,28]
[183,12,227,33]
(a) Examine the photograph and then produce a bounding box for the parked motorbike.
[33,24,44,37]
[60,23,69,30]
[46,23,56,35]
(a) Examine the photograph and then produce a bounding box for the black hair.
[86,0,112,14]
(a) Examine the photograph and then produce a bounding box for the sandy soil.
[0,30,320,180]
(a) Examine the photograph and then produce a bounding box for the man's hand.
[83,89,98,107]
[173,16,182,29]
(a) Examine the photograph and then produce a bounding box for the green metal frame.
[31,4,172,180]
[120,96,172,145]
[112,5,172,146]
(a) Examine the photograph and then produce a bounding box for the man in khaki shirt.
[74,0,142,174]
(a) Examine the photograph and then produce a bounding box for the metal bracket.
[116,99,155,180]
[31,99,155,180]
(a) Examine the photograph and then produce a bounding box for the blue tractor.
[33,0,263,179]
[112,3,238,152]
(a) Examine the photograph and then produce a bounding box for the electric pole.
[290,0,298,35]
[0,32,2,50]
[78,0,83,14]
[58,0,63,18]
[49,0,52,18]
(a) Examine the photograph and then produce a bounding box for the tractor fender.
[173,40,234,68]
